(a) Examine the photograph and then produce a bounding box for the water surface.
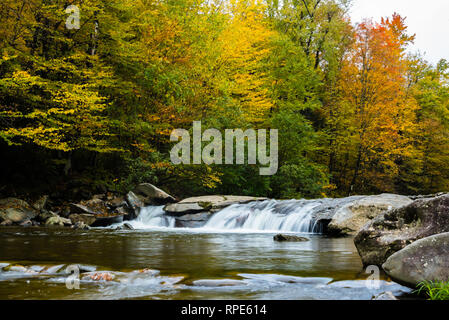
[0,227,411,300]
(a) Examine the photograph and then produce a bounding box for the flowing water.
[0,201,412,300]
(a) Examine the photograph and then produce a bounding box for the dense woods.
[0,0,448,200]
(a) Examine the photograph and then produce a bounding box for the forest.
[1,0,448,200]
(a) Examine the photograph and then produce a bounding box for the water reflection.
[0,227,377,299]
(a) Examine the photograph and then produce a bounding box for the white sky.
[349,0,449,65]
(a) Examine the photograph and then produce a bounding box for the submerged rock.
[327,194,412,236]
[193,279,244,287]
[354,194,449,266]
[273,234,309,242]
[382,232,449,288]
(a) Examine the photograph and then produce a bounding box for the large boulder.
[382,232,449,288]
[164,202,208,216]
[327,194,412,236]
[0,198,39,224]
[354,194,449,266]
[133,183,176,205]
[164,195,267,216]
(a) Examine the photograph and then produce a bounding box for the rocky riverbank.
[1,184,448,289]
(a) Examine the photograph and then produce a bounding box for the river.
[0,201,413,300]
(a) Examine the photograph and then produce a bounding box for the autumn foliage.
[0,0,448,198]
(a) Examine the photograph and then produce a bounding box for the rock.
[91,214,124,227]
[19,220,32,227]
[0,220,13,226]
[69,214,97,226]
[123,223,134,230]
[165,195,267,216]
[165,202,207,215]
[107,196,126,209]
[382,232,449,288]
[92,194,105,200]
[69,198,111,216]
[32,195,48,211]
[0,198,39,224]
[273,234,309,242]
[81,199,110,214]
[193,279,244,287]
[372,292,398,300]
[46,216,72,227]
[69,203,97,215]
[133,183,176,205]
[354,194,449,266]
[327,194,412,236]
[174,212,211,228]
[37,210,57,222]
[114,204,135,221]
[126,191,144,211]
[115,223,134,230]
[71,221,90,230]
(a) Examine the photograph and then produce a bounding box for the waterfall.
[121,206,175,229]
[202,200,322,233]
[117,198,340,233]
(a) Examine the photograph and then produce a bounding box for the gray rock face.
[354,194,449,266]
[0,198,39,224]
[273,234,309,242]
[327,194,412,236]
[382,232,449,288]
[125,191,144,220]
[126,191,144,210]
[133,183,176,205]
[165,202,207,215]
[165,195,267,216]
[174,212,211,228]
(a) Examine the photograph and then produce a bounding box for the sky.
[349,0,449,65]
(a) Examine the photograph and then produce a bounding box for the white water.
[121,199,324,233]
[203,200,321,233]
[120,206,175,229]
